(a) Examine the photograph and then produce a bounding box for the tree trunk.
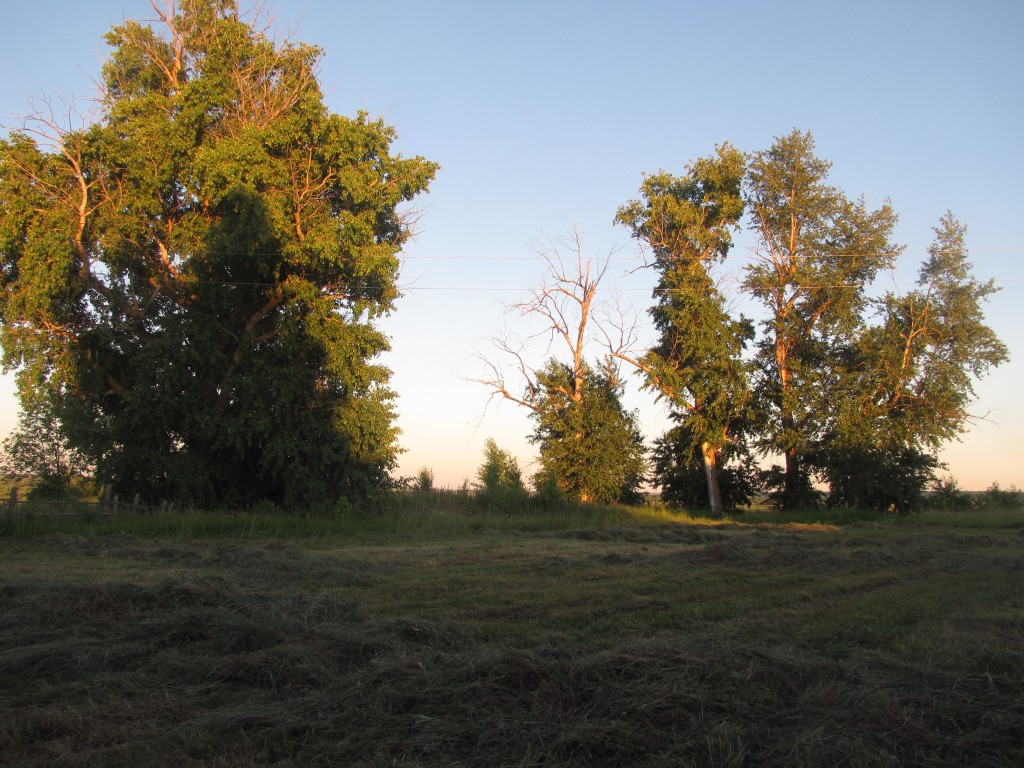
[776,329,801,510]
[784,448,801,509]
[701,441,725,516]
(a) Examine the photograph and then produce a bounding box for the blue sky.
[1,0,1021,490]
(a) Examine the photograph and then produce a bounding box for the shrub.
[977,482,1022,510]
[927,475,974,511]
[415,467,435,493]
[476,438,528,511]
[818,446,939,513]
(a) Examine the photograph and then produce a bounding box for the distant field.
[2,504,1022,766]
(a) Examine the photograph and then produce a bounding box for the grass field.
[2,500,1022,766]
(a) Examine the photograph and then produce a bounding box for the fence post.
[132,493,141,514]
[103,485,112,513]
[7,486,16,515]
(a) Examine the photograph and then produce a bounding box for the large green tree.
[615,144,753,514]
[0,1,437,506]
[819,212,1007,510]
[743,130,900,509]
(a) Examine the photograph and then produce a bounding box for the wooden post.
[7,486,16,515]
[103,485,113,513]
[132,493,141,514]
[112,494,119,515]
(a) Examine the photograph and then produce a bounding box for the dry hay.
[3,567,1022,767]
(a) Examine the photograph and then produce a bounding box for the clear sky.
[1,1,1021,491]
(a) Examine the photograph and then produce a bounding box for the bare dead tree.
[467,228,649,503]
[468,228,618,415]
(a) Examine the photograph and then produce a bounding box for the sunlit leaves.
[0,0,437,506]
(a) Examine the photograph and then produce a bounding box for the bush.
[759,465,822,511]
[476,438,528,511]
[651,428,761,512]
[414,467,435,493]
[927,475,973,511]
[977,483,1022,510]
[818,446,939,513]
[534,469,567,509]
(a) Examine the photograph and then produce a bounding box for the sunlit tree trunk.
[701,441,724,515]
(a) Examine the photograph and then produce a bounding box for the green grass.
[2,498,1022,766]
[739,505,1024,529]
[0,493,713,543]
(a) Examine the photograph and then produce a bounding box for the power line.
[399,247,1024,261]
[93,275,1024,292]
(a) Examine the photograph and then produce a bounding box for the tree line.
[0,1,1008,511]
[478,137,1007,513]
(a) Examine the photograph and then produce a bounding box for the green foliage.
[651,424,761,512]
[0,399,93,499]
[533,468,567,508]
[926,475,973,511]
[842,213,1008,452]
[475,437,527,509]
[743,130,901,509]
[813,213,1006,512]
[0,1,437,508]
[977,483,1022,510]
[758,464,823,510]
[528,360,646,504]
[616,145,752,513]
[817,445,940,513]
[414,467,435,493]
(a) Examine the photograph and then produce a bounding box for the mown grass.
[1,499,1022,766]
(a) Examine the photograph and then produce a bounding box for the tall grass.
[0,489,708,542]
[3,489,1019,543]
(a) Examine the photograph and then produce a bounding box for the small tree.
[528,359,646,504]
[1,401,92,498]
[475,438,527,500]
[414,466,434,493]
[471,230,645,504]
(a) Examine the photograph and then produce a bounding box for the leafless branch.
[466,226,625,416]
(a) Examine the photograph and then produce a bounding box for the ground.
[1,507,1022,766]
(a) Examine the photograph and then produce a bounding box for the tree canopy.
[615,144,753,514]
[618,132,1005,512]
[743,130,901,508]
[0,0,437,507]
